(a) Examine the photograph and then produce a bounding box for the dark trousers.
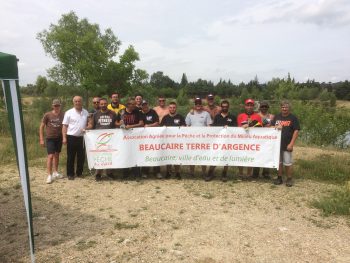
[142,166,160,175]
[67,135,85,177]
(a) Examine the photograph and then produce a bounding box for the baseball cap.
[259,101,269,107]
[52,99,61,105]
[207,94,214,99]
[194,97,202,104]
[245,99,255,105]
[141,100,148,105]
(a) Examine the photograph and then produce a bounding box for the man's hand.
[287,143,294,152]
[39,139,45,147]
[62,138,67,145]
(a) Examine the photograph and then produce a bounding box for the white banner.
[85,127,281,169]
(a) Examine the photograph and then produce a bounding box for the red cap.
[245,99,255,105]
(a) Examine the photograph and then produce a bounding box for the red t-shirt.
[237,112,262,127]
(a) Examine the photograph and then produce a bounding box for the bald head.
[73,96,83,111]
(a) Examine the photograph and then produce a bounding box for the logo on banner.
[90,132,118,152]
[89,132,118,168]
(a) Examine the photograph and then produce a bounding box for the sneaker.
[286,178,293,187]
[95,174,102,181]
[68,176,75,180]
[175,173,182,180]
[221,173,228,182]
[46,175,53,184]
[274,176,283,185]
[205,171,214,182]
[156,172,163,179]
[53,172,62,179]
[141,173,148,179]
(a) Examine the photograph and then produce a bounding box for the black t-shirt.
[160,113,186,127]
[212,113,237,127]
[93,110,117,129]
[272,113,300,151]
[140,109,159,125]
[116,109,142,126]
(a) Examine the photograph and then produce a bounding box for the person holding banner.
[252,101,275,179]
[39,99,65,184]
[160,101,186,179]
[272,101,300,187]
[206,100,237,182]
[140,99,162,179]
[107,92,126,114]
[62,96,89,180]
[186,97,212,178]
[87,98,118,181]
[116,98,144,180]
[237,99,262,179]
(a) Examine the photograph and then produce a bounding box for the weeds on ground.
[295,154,350,184]
[312,187,350,217]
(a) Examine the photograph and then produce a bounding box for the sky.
[1,0,350,85]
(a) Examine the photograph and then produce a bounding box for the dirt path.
[1,147,350,263]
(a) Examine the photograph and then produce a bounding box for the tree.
[37,11,121,91]
[35,75,48,95]
[180,73,188,88]
[150,71,176,90]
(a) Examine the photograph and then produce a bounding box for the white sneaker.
[53,172,62,179]
[156,172,163,179]
[46,175,53,184]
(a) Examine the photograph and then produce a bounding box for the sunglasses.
[158,99,165,102]
[93,101,99,104]
[53,105,61,107]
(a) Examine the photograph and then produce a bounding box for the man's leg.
[205,166,215,181]
[76,136,85,177]
[66,135,76,179]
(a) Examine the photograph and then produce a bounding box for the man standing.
[160,102,186,179]
[206,100,237,182]
[140,100,161,178]
[153,95,169,122]
[252,101,275,179]
[87,98,118,181]
[135,94,143,111]
[237,99,262,179]
[107,92,126,114]
[185,97,212,178]
[90,96,101,114]
[116,98,144,180]
[203,94,221,120]
[62,96,89,180]
[272,101,300,187]
[39,99,64,184]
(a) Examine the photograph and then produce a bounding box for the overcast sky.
[1,0,350,85]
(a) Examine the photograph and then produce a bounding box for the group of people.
[39,93,300,187]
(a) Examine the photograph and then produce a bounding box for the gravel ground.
[1,147,350,263]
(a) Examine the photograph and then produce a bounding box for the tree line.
[13,11,350,106]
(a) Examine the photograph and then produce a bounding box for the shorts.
[46,137,62,154]
[280,151,293,166]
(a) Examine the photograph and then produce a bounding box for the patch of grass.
[200,192,214,199]
[295,154,350,184]
[312,187,350,217]
[75,240,97,251]
[114,221,140,230]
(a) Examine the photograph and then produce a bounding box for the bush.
[312,187,350,216]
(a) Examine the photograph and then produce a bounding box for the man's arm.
[126,120,144,129]
[62,125,68,145]
[39,122,45,147]
[287,130,299,151]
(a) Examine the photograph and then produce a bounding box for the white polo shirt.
[62,108,89,136]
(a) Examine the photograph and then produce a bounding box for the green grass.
[312,187,350,217]
[295,154,350,184]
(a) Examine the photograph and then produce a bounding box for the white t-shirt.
[185,110,212,127]
[62,108,89,136]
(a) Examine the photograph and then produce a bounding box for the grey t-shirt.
[185,110,212,127]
